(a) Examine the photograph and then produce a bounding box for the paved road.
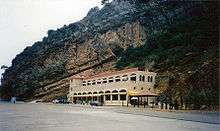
[0,103,219,131]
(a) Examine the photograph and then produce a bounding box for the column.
[110,94,112,104]
[103,95,106,105]
[118,93,120,105]
[126,94,129,107]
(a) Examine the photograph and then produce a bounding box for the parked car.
[90,101,102,106]
[53,99,70,104]
[52,99,59,104]
[35,100,42,103]
[59,99,70,104]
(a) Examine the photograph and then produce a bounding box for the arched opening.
[93,92,98,94]
[105,90,111,94]
[112,90,118,101]
[88,92,92,94]
[119,89,126,101]
[99,91,104,94]
[112,90,118,93]
[105,90,111,101]
[82,92,87,95]
[78,93,81,95]
[74,93,77,95]
[119,89,127,93]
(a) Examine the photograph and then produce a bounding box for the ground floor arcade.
[69,90,158,106]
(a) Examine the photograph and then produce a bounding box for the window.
[130,76,136,81]
[112,94,118,100]
[112,90,118,93]
[130,74,136,81]
[105,95,110,101]
[108,77,114,83]
[92,80,96,85]
[150,76,153,82]
[139,75,142,81]
[103,78,107,83]
[141,87,143,90]
[97,79,101,84]
[120,94,126,100]
[133,87,136,90]
[122,75,128,81]
[142,75,145,81]
[148,76,150,82]
[115,76,121,82]
[87,81,91,85]
[82,81,86,86]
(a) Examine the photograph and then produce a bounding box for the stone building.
[68,68,158,106]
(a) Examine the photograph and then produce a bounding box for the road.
[0,103,219,131]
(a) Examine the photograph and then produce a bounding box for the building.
[68,68,158,106]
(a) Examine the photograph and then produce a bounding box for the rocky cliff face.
[0,0,215,102]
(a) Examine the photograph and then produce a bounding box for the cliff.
[0,0,218,109]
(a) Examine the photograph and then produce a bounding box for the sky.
[0,0,102,78]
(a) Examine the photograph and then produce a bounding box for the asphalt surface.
[0,103,219,131]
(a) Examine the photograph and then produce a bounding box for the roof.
[83,68,139,80]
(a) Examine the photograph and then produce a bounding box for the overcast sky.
[0,0,101,78]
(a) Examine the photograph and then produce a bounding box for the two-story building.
[68,68,158,106]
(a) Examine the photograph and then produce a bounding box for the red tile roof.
[81,68,140,80]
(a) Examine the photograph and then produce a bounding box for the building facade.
[68,68,158,106]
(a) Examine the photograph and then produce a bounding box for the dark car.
[58,99,70,104]
[90,101,102,106]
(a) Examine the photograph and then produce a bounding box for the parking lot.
[0,103,219,131]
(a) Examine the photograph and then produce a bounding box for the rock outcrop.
[0,0,217,103]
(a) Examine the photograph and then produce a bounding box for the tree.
[1,65,8,69]
[101,0,110,5]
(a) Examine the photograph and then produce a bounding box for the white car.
[52,99,59,104]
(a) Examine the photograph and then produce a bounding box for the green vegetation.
[115,3,219,110]
[101,0,110,5]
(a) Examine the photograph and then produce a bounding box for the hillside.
[0,0,219,109]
